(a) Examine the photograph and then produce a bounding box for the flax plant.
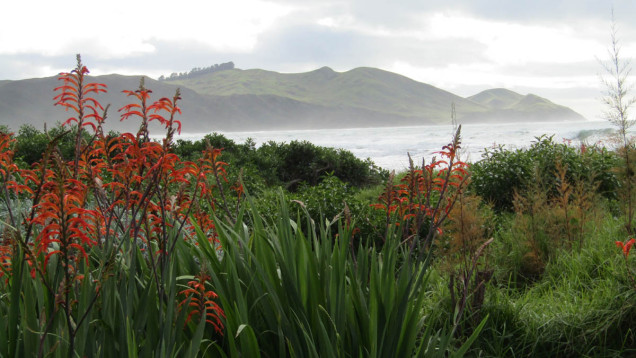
[193,191,484,357]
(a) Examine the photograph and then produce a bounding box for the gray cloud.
[250,20,490,71]
[444,0,635,22]
[270,0,635,24]
[253,25,360,64]
[499,61,599,78]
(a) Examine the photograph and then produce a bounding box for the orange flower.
[178,273,225,335]
[616,238,636,258]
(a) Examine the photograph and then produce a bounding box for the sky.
[2,0,636,121]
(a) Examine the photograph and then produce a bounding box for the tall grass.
[465,208,636,357]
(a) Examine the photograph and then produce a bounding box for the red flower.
[616,238,636,258]
[178,273,225,335]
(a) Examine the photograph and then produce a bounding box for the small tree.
[600,11,636,234]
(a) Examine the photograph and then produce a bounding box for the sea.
[173,120,621,172]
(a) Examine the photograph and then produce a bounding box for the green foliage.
[475,217,636,357]
[173,134,387,192]
[471,135,620,212]
[11,127,385,195]
[291,174,385,242]
[422,211,636,357]
[10,123,121,167]
[255,139,387,190]
[161,61,235,81]
[294,174,357,221]
[13,124,75,166]
[194,192,483,357]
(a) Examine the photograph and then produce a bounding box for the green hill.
[0,67,585,133]
[468,88,525,109]
[466,88,584,123]
[169,66,488,121]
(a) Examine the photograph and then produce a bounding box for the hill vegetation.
[159,61,235,81]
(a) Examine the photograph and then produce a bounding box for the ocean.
[174,120,620,172]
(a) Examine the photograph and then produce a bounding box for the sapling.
[600,12,636,234]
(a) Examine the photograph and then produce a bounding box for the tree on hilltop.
[160,62,235,81]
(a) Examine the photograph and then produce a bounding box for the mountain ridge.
[0,66,585,133]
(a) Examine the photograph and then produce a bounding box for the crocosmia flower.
[616,238,636,258]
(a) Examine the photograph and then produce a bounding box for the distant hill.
[468,88,524,109]
[466,88,584,123]
[0,67,585,133]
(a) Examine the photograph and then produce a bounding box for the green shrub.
[13,123,88,166]
[255,139,387,190]
[171,135,387,193]
[292,174,385,243]
[471,136,619,212]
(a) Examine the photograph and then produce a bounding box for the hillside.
[0,67,585,133]
[468,88,525,109]
[466,88,584,123]
[169,66,488,120]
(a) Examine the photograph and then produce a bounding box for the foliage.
[471,135,619,212]
[474,219,636,357]
[290,174,385,243]
[194,192,485,357]
[160,62,235,81]
[441,193,495,336]
[294,174,359,223]
[12,124,83,166]
[173,134,387,192]
[253,139,387,190]
[479,159,604,286]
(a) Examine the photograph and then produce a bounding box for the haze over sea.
[175,120,620,172]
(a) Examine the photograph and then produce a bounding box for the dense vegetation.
[1,56,636,358]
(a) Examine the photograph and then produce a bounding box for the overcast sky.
[2,0,636,120]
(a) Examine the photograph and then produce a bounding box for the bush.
[172,135,388,193]
[471,136,619,212]
[255,139,387,190]
[12,123,85,166]
[291,174,386,242]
